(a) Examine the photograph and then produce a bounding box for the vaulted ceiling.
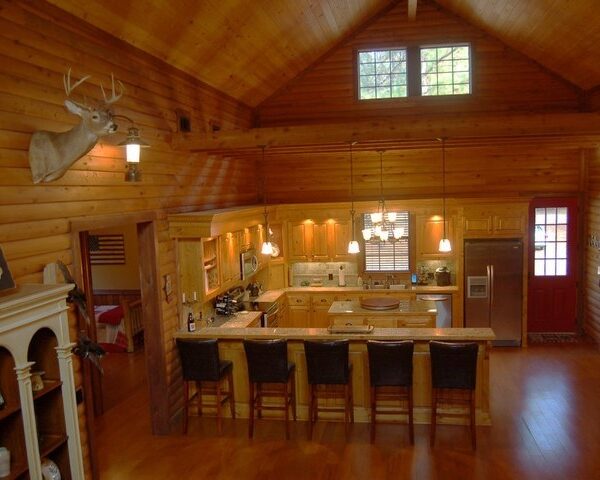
[47,0,600,108]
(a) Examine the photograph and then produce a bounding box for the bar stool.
[243,339,296,439]
[303,339,353,440]
[429,341,478,449]
[176,339,235,434]
[367,340,414,443]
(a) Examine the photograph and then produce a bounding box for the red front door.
[528,198,578,332]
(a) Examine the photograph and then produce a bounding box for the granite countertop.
[328,300,437,316]
[204,310,262,328]
[175,326,495,342]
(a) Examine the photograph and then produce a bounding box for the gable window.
[420,44,471,96]
[358,49,407,100]
[363,212,410,272]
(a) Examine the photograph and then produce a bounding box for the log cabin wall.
[585,148,600,344]
[0,0,255,441]
[257,0,581,126]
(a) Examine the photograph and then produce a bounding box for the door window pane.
[533,206,569,276]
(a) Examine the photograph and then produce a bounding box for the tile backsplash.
[291,261,358,286]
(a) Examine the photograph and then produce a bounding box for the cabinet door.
[220,232,241,285]
[288,305,311,327]
[463,209,493,237]
[311,305,331,328]
[288,222,311,261]
[416,215,455,258]
[493,212,525,236]
[331,220,352,260]
[312,222,329,261]
[268,261,286,289]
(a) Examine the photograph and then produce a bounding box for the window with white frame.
[420,44,471,96]
[363,212,410,272]
[358,48,408,100]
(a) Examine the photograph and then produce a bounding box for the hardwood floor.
[95,343,600,479]
[100,347,147,412]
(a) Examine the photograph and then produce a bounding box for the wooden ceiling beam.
[171,112,600,152]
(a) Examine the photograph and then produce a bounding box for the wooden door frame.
[70,211,170,436]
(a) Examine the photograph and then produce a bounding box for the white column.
[15,362,43,480]
[55,343,85,480]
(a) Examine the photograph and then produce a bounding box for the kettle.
[435,266,451,286]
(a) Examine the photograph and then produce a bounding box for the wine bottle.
[187,312,196,332]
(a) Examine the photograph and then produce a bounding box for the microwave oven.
[240,249,258,279]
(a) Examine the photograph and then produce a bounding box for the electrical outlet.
[328,273,333,280]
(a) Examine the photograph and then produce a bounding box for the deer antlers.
[63,67,124,107]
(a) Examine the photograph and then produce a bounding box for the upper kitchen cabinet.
[416,214,456,259]
[220,232,241,286]
[287,219,351,262]
[463,204,527,238]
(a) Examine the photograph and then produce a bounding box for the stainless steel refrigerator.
[464,239,523,346]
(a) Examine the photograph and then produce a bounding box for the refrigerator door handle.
[486,264,492,315]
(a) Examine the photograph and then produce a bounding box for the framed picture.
[0,245,16,294]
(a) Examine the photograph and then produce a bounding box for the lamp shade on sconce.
[119,126,149,182]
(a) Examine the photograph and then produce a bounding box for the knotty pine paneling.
[0,0,256,446]
[257,0,580,126]
[584,148,600,344]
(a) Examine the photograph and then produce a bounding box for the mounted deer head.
[28,68,123,183]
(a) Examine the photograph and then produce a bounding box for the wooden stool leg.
[470,390,477,450]
[408,387,414,445]
[183,381,189,434]
[344,385,349,437]
[308,385,314,440]
[196,381,202,416]
[248,382,255,439]
[257,383,262,419]
[370,386,376,443]
[291,371,297,421]
[349,375,354,423]
[215,379,223,434]
[284,381,290,440]
[228,370,236,419]
[430,388,437,447]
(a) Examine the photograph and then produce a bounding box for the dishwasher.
[416,294,452,328]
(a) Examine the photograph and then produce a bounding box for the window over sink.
[363,212,410,272]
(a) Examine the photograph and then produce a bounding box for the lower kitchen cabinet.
[0,284,85,480]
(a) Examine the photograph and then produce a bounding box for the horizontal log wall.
[0,0,255,455]
[585,148,600,344]
[257,0,580,126]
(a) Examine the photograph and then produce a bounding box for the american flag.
[89,234,126,265]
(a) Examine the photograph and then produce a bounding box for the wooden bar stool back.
[303,339,353,440]
[176,339,235,434]
[243,339,296,439]
[367,340,414,443]
[429,341,478,449]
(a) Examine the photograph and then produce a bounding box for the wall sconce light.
[115,116,149,182]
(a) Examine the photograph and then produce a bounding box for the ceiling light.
[438,137,452,253]
[259,145,273,256]
[347,141,360,254]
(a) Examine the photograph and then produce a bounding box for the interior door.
[528,198,578,332]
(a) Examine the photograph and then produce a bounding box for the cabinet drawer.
[311,294,335,306]
[332,317,367,326]
[400,316,435,328]
[287,295,309,306]
[333,294,359,302]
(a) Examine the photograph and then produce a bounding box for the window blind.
[363,212,410,272]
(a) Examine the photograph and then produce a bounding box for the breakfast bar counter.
[175,326,494,426]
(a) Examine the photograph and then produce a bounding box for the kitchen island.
[175,323,494,426]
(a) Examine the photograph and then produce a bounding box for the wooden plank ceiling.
[46,0,600,109]
[44,0,391,107]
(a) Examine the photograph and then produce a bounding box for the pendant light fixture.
[259,145,273,255]
[361,150,403,243]
[347,141,360,254]
[438,137,452,253]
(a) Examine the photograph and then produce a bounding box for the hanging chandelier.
[362,150,404,243]
[438,137,452,253]
[347,141,360,254]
